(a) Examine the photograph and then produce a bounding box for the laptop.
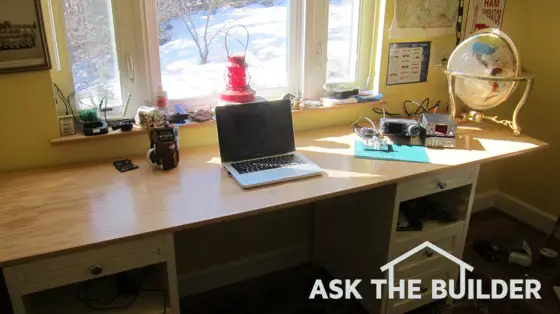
[215,99,323,188]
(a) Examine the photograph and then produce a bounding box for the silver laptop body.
[215,100,323,188]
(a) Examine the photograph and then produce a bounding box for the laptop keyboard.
[231,154,305,174]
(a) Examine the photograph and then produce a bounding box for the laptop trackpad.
[237,167,297,186]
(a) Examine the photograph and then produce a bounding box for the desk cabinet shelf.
[395,184,473,236]
[24,266,171,314]
[383,165,478,314]
[4,234,180,314]
[314,164,479,314]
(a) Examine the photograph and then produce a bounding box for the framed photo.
[0,0,51,74]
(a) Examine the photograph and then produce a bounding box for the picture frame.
[0,0,51,74]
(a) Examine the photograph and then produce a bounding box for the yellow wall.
[494,0,559,215]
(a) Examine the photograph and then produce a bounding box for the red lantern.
[220,25,256,103]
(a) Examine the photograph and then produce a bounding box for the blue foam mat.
[354,140,430,163]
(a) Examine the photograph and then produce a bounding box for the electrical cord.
[55,82,119,126]
[373,97,441,118]
[354,116,380,139]
[69,81,93,110]
[372,108,401,118]
[75,281,168,313]
[53,82,94,123]
[53,83,81,123]
[403,97,441,117]
[104,98,108,126]
[404,97,428,116]
[75,281,140,311]
[102,97,111,127]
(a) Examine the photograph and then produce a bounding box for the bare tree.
[63,0,116,99]
[157,0,236,64]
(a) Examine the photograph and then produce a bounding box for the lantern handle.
[224,24,249,57]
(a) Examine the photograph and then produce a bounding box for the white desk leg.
[165,233,181,314]
[3,268,26,314]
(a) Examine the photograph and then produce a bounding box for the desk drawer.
[8,235,167,295]
[390,222,463,276]
[397,166,475,202]
[386,267,457,314]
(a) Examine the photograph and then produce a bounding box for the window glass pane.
[63,0,122,108]
[156,0,289,100]
[327,0,359,83]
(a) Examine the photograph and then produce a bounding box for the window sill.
[50,100,385,145]
[50,120,215,145]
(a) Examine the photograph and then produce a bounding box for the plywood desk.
[0,123,547,314]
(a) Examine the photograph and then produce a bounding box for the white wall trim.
[494,192,558,239]
[178,245,310,297]
[472,191,497,213]
[472,191,558,238]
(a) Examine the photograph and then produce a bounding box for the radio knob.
[90,265,103,276]
[408,124,421,137]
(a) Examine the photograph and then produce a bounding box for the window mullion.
[140,0,162,107]
[350,0,361,85]
[113,0,152,117]
[356,0,376,89]
[288,0,303,96]
[302,0,329,99]
[111,0,135,114]
[48,0,74,112]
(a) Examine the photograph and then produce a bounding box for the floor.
[181,209,560,314]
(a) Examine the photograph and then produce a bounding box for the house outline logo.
[380,241,474,289]
[308,241,542,301]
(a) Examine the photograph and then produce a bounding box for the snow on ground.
[69,0,356,104]
[159,0,356,100]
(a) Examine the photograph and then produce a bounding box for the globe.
[447,29,521,111]
[443,29,534,135]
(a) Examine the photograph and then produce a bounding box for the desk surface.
[0,123,548,266]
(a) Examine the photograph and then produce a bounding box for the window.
[51,0,378,117]
[61,0,124,114]
[155,0,291,100]
[327,0,360,83]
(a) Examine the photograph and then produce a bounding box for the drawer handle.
[90,265,103,276]
[421,287,428,294]
[437,182,447,190]
[424,249,434,258]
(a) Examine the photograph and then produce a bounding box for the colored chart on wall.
[386,42,431,86]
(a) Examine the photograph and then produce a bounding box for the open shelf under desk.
[24,266,171,314]
[394,220,465,244]
[26,287,170,314]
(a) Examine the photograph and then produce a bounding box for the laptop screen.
[215,99,295,163]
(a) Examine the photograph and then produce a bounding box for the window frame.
[300,0,373,98]
[50,0,379,118]
[324,0,361,85]
[48,0,148,118]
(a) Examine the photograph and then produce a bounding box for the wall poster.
[386,42,431,86]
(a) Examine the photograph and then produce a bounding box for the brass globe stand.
[442,28,535,136]
[443,69,535,135]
